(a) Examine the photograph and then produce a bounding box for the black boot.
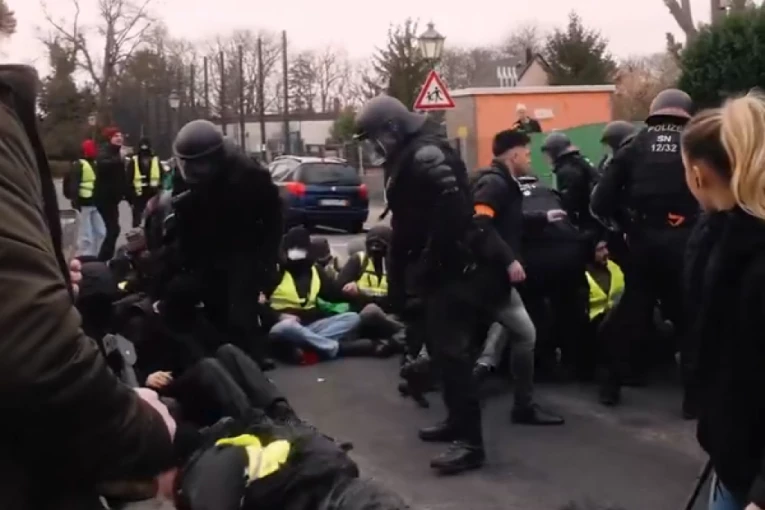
[338,338,376,357]
[418,421,460,442]
[511,403,565,425]
[430,441,485,475]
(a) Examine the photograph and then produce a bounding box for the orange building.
[445,85,616,170]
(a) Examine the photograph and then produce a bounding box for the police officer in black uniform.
[597,121,638,176]
[593,121,639,266]
[590,89,698,415]
[541,132,600,237]
[169,119,283,369]
[354,95,509,474]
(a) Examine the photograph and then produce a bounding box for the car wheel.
[348,220,364,234]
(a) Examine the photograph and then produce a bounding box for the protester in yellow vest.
[586,240,625,322]
[127,137,161,228]
[336,226,404,346]
[63,139,106,257]
[265,227,382,360]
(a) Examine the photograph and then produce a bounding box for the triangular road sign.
[414,70,455,110]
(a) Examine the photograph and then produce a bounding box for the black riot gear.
[649,88,693,119]
[173,119,227,185]
[590,90,698,411]
[600,121,637,152]
[353,94,426,165]
[541,132,577,160]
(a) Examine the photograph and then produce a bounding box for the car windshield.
[299,163,361,185]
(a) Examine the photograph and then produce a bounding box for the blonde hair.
[720,91,765,220]
[683,91,765,220]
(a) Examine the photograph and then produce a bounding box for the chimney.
[525,47,534,65]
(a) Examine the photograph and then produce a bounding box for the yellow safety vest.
[216,434,291,485]
[356,252,388,297]
[133,156,161,195]
[79,159,96,198]
[270,266,320,310]
[586,260,625,320]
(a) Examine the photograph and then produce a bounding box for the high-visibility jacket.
[586,260,625,320]
[132,155,161,195]
[216,434,292,484]
[270,266,320,310]
[78,159,96,198]
[355,252,387,297]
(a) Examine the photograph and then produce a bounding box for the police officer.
[541,132,599,236]
[590,89,698,414]
[169,119,283,369]
[354,95,506,474]
[597,120,638,176]
[128,137,162,227]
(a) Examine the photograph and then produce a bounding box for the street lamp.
[418,22,445,61]
[168,91,180,148]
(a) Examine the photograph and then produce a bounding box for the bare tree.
[440,46,499,89]
[335,60,377,108]
[614,53,679,119]
[664,0,753,58]
[289,50,318,112]
[42,0,154,122]
[314,46,345,112]
[0,0,16,40]
[501,22,545,61]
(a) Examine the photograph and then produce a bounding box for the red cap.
[81,139,97,159]
[102,126,120,140]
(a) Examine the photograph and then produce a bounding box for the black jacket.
[553,152,598,233]
[383,127,474,309]
[173,151,282,344]
[685,207,765,507]
[95,144,128,206]
[470,160,549,267]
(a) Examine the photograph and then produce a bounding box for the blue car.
[269,156,369,233]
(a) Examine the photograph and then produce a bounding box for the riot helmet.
[600,121,637,152]
[648,89,693,119]
[172,119,227,185]
[353,94,427,165]
[541,132,577,161]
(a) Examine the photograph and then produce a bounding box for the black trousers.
[167,344,287,426]
[426,285,482,445]
[603,226,692,389]
[131,193,151,228]
[97,202,121,261]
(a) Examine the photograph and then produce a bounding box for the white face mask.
[286,249,308,261]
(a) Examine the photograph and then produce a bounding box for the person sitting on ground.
[264,226,381,360]
[310,236,341,280]
[337,225,405,345]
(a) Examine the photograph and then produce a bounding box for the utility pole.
[189,64,196,118]
[257,37,267,160]
[203,56,210,119]
[237,44,246,149]
[219,51,227,135]
[281,30,290,154]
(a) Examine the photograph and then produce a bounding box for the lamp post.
[168,91,180,149]
[417,22,445,62]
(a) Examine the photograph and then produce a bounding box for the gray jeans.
[476,288,536,407]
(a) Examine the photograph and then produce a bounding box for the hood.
[366,225,391,247]
[283,226,311,252]
[138,137,152,153]
[0,65,71,290]
[81,139,97,159]
[721,207,765,261]
[310,236,333,263]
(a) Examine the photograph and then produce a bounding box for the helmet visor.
[361,138,388,167]
[177,157,216,185]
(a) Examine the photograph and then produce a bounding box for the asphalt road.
[55,180,708,510]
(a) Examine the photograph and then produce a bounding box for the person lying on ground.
[264,227,388,360]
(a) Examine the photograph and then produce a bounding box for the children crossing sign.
[414,70,455,111]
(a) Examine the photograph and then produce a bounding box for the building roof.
[450,84,617,98]
[517,54,552,82]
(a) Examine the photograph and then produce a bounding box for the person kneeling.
[265,227,373,360]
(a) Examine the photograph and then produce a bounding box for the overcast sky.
[5,0,713,72]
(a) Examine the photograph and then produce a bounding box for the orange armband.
[474,204,495,217]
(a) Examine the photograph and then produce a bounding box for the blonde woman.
[680,91,765,510]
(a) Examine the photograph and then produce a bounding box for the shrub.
[679,6,765,108]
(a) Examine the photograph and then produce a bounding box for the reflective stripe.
[586,260,625,320]
[355,251,387,297]
[270,266,321,310]
[133,156,161,195]
[79,159,96,198]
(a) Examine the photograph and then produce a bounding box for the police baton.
[683,459,712,510]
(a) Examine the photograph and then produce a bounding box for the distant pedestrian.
[126,137,161,227]
[96,126,129,261]
[65,139,106,257]
[513,104,542,133]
